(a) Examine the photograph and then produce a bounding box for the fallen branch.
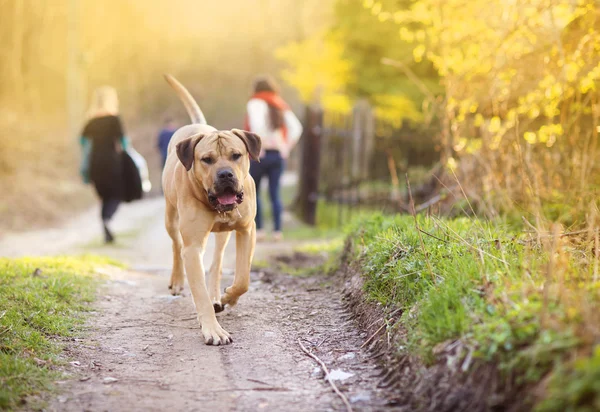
[298,338,353,412]
[360,323,386,349]
[361,308,403,349]
[94,322,199,331]
[522,228,589,238]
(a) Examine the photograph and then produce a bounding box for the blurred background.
[0,0,331,231]
[2,3,600,410]
[0,0,599,233]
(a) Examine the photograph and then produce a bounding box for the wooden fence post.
[298,105,323,226]
[351,100,375,180]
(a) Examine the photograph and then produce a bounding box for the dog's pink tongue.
[217,194,237,205]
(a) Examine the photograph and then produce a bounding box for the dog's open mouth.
[208,187,244,212]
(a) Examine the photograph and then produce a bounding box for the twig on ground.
[365,317,384,329]
[360,323,386,349]
[366,352,385,361]
[316,337,329,348]
[522,228,589,238]
[247,378,273,386]
[298,338,353,412]
[94,323,199,331]
[361,308,403,349]
[364,307,402,329]
[418,228,447,243]
[406,174,435,281]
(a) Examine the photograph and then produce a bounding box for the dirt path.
[3,197,395,411]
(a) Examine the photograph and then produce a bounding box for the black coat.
[82,115,143,202]
[82,115,125,201]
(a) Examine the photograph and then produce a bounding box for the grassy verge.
[344,213,600,410]
[258,183,374,240]
[0,256,118,409]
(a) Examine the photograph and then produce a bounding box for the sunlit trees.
[0,0,334,230]
[277,0,438,124]
[360,0,600,222]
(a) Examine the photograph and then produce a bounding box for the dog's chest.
[212,210,240,232]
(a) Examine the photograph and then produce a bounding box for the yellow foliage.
[489,117,502,134]
[524,131,537,144]
[413,44,426,63]
[322,94,353,113]
[276,33,353,108]
[372,94,422,127]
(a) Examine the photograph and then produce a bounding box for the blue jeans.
[250,150,284,231]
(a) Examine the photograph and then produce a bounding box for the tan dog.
[162,75,261,345]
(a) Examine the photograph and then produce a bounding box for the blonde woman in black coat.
[80,86,130,243]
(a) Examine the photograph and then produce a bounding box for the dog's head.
[176,129,261,212]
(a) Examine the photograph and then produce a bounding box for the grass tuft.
[0,255,115,409]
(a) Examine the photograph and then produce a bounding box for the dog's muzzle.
[209,169,243,212]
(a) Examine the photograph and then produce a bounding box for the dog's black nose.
[217,169,234,180]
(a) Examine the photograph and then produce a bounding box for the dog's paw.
[169,282,184,296]
[201,323,232,346]
[213,302,225,313]
[221,286,243,307]
[221,292,239,307]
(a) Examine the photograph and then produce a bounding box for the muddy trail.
[2,198,398,412]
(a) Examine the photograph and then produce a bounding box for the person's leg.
[249,160,265,236]
[101,198,120,243]
[267,153,284,237]
[102,198,120,220]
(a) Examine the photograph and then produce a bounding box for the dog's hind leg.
[222,222,256,307]
[207,231,231,313]
[165,202,185,295]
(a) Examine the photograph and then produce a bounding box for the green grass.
[259,178,380,240]
[258,184,348,240]
[345,213,600,410]
[285,198,375,240]
[0,255,118,409]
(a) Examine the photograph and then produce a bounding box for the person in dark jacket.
[80,86,129,243]
[157,117,177,168]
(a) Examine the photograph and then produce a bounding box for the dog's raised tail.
[164,74,207,125]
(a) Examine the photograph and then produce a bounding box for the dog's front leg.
[181,231,232,346]
[222,222,255,307]
[207,231,231,313]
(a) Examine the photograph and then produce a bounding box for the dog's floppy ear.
[176,134,204,171]
[231,129,262,161]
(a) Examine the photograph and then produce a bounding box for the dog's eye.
[201,157,214,165]
[232,153,242,161]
